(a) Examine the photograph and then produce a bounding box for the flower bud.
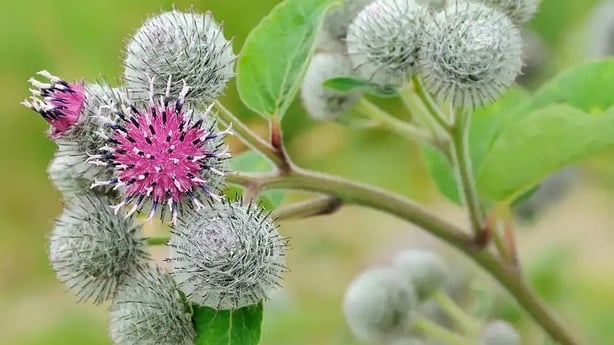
[317,0,373,52]
[347,0,424,87]
[22,71,85,138]
[109,265,195,345]
[49,192,148,304]
[47,146,113,198]
[418,1,522,109]
[300,53,361,121]
[88,79,231,224]
[168,201,288,310]
[478,320,521,345]
[392,249,447,300]
[343,267,418,342]
[124,10,235,103]
[477,0,540,25]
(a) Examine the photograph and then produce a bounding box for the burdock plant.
[23,0,614,345]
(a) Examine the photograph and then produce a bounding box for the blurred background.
[1,0,614,344]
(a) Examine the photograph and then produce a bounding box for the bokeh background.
[2,0,614,344]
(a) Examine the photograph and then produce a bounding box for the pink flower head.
[22,70,86,138]
[89,77,232,224]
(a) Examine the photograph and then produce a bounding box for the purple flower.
[22,70,86,138]
[89,77,231,223]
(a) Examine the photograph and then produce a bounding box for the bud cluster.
[23,7,287,345]
[342,248,521,344]
[305,0,534,114]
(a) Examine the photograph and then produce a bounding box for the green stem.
[433,290,481,335]
[353,98,433,145]
[147,236,170,246]
[214,101,285,169]
[399,86,441,137]
[273,196,342,221]
[411,76,452,132]
[227,168,581,345]
[450,108,485,239]
[413,317,473,345]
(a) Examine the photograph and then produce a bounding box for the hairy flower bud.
[346,0,423,87]
[300,53,361,121]
[392,249,447,300]
[47,147,102,197]
[22,70,85,138]
[124,10,235,103]
[49,193,148,304]
[478,320,521,345]
[168,201,288,310]
[110,265,195,345]
[418,1,522,109]
[477,0,540,25]
[343,267,418,342]
[317,0,373,52]
[88,78,231,224]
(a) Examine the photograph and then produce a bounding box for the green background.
[2,0,614,344]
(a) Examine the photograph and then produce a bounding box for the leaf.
[236,0,338,119]
[193,302,263,345]
[323,77,399,97]
[423,88,530,204]
[423,145,460,203]
[526,58,614,114]
[477,104,614,202]
[228,150,286,209]
[230,150,275,173]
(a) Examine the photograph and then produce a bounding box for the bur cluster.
[303,0,535,119]
[342,249,521,344]
[23,7,287,345]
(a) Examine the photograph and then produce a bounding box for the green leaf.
[423,88,530,204]
[236,0,337,119]
[230,150,275,173]
[526,58,614,114]
[193,302,263,345]
[323,77,398,97]
[228,150,286,209]
[423,145,460,203]
[478,104,614,202]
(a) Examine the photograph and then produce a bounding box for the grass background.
[1,0,614,344]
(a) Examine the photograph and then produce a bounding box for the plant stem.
[432,290,481,335]
[399,86,437,132]
[413,317,473,345]
[449,108,486,241]
[273,196,342,221]
[228,168,581,345]
[411,76,452,132]
[147,236,169,246]
[214,101,285,168]
[353,98,433,145]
